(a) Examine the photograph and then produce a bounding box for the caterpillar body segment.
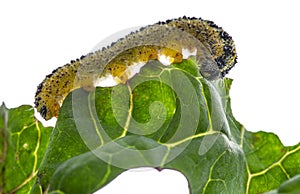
[35,16,237,120]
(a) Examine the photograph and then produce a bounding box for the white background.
[1,0,300,193]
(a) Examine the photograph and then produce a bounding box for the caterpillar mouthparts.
[34,16,237,120]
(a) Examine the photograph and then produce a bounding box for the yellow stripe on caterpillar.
[34,16,237,120]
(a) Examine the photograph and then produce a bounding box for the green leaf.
[0,103,52,194]
[30,59,300,194]
[265,174,300,194]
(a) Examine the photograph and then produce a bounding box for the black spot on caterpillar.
[34,16,237,120]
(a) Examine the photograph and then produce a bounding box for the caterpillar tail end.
[34,61,81,120]
[34,86,60,121]
[34,99,59,121]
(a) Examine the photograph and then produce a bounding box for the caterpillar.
[34,16,237,120]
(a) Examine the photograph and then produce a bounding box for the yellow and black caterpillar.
[34,16,237,120]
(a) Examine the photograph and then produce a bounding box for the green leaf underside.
[0,103,52,194]
[1,59,299,194]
